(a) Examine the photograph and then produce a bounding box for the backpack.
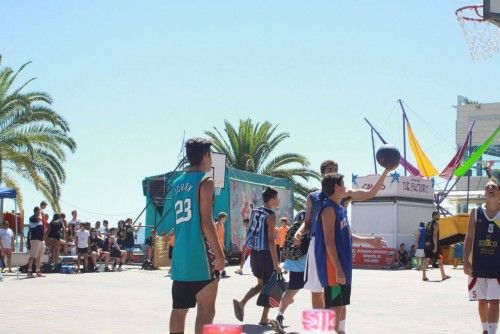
[141,259,156,270]
[281,217,310,261]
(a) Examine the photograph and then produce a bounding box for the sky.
[1,1,499,225]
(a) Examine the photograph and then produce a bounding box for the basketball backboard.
[210,152,226,188]
[485,0,500,26]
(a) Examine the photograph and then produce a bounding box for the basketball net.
[456,5,500,60]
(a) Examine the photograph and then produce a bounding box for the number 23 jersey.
[171,171,215,281]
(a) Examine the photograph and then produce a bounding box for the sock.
[483,323,489,331]
[488,323,497,334]
[339,320,346,332]
[274,311,283,318]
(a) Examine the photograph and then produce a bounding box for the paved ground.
[1,264,477,333]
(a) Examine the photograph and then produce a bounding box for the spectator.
[27,207,45,278]
[95,221,102,236]
[215,212,228,277]
[45,214,65,266]
[145,229,157,262]
[64,223,76,256]
[68,210,81,231]
[0,221,15,273]
[116,220,127,251]
[396,243,409,268]
[101,220,109,237]
[75,224,90,273]
[409,245,416,268]
[276,217,290,263]
[124,218,140,264]
[89,228,110,272]
[414,222,426,270]
[104,228,126,271]
[40,201,49,232]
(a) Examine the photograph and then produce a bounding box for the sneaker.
[27,271,34,278]
[117,266,123,272]
[270,315,285,334]
[235,268,243,275]
[104,267,111,272]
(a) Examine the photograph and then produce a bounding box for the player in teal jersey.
[169,137,225,334]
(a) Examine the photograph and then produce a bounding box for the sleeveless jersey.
[171,171,214,281]
[472,204,500,278]
[424,221,439,248]
[309,190,326,237]
[314,198,353,287]
[417,227,426,249]
[244,207,274,251]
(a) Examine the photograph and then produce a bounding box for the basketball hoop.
[456,5,500,60]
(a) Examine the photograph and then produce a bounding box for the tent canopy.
[0,187,16,199]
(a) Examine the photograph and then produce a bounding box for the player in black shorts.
[233,187,281,326]
[422,211,450,281]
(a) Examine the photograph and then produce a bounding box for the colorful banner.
[454,126,500,177]
[439,129,471,180]
[352,247,396,268]
[406,119,438,177]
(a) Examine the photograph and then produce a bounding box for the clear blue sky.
[1,1,499,224]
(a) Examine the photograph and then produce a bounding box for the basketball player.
[422,211,450,282]
[233,187,281,326]
[464,178,499,334]
[169,138,225,334]
[294,160,391,309]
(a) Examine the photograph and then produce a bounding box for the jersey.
[417,227,426,249]
[244,207,274,251]
[170,171,214,281]
[315,198,353,287]
[309,190,326,237]
[424,220,439,249]
[472,204,500,278]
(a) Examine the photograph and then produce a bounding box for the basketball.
[376,144,401,169]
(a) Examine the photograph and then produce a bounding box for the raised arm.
[346,169,390,202]
[463,209,476,276]
[199,178,225,272]
[352,234,387,248]
[322,206,345,285]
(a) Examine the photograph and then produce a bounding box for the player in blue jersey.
[464,178,499,334]
[233,186,281,326]
[294,160,389,309]
[169,137,225,334]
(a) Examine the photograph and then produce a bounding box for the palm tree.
[0,56,76,212]
[205,119,319,210]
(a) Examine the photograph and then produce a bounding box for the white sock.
[339,320,346,332]
[484,323,489,331]
[488,323,497,334]
[274,311,283,318]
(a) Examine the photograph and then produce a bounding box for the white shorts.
[415,249,425,258]
[303,236,323,293]
[468,276,500,301]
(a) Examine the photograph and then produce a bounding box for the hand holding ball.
[376,144,400,170]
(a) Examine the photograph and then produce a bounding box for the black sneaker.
[270,315,285,333]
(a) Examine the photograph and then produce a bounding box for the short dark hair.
[110,227,117,233]
[320,160,338,175]
[103,220,109,225]
[33,206,40,213]
[419,222,425,228]
[218,212,228,220]
[52,213,60,220]
[40,201,47,206]
[321,173,344,196]
[185,137,212,166]
[432,211,439,217]
[60,213,66,219]
[262,186,278,203]
[90,228,97,233]
[400,243,405,247]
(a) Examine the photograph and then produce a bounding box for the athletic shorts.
[424,245,441,260]
[415,249,425,258]
[325,284,351,308]
[250,250,274,283]
[288,271,306,290]
[172,279,216,309]
[29,240,44,258]
[468,276,500,301]
[303,236,323,293]
[110,248,122,258]
[77,247,88,255]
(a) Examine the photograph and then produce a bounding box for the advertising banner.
[352,247,396,268]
